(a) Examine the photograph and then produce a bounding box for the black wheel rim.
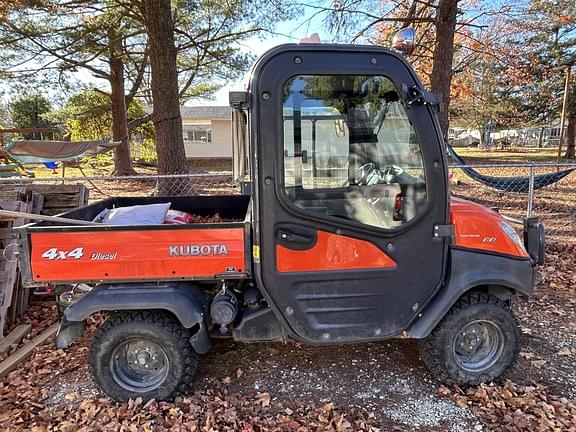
[110,338,170,393]
[452,320,505,373]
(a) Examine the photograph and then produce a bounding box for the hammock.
[448,145,574,193]
[6,138,120,163]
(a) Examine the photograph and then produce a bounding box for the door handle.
[278,229,312,244]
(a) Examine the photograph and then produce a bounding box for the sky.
[195,8,333,107]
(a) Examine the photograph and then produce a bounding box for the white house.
[180,106,232,159]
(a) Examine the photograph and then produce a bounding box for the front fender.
[56,282,210,353]
[407,248,535,338]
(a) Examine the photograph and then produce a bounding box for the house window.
[187,125,212,142]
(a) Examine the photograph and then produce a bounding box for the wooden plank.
[0,248,19,330]
[41,194,84,208]
[15,200,35,317]
[31,193,44,215]
[0,324,31,352]
[0,228,14,241]
[0,201,25,213]
[0,323,58,378]
[78,185,89,207]
[0,191,29,202]
[0,209,98,226]
[23,184,81,194]
[10,267,22,322]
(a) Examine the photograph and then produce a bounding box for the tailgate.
[25,224,248,284]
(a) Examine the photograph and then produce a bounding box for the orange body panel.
[450,197,528,258]
[276,230,397,272]
[30,227,245,282]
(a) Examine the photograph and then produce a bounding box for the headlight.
[499,221,527,254]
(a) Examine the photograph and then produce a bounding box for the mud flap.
[189,320,211,354]
[56,316,86,349]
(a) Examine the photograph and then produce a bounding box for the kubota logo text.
[169,244,228,257]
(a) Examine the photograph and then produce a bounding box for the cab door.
[251,45,448,343]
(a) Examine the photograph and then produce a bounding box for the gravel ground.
[41,331,485,430]
[194,339,482,431]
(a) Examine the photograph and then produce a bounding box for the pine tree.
[506,0,575,157]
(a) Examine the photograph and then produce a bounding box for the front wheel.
[419,293,520,386]
[89,311,199,402]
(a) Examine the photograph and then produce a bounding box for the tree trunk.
[565,113,575,159]
[430,0,459,137]
[564,83,575,159]
[109,33,137,176]
[537,126,544,148]
[140,0,193,195]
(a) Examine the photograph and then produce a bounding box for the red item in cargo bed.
[164,210,194,225]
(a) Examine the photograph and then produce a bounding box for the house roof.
[180,106,231,119]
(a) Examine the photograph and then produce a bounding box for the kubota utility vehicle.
[16,41,545,402]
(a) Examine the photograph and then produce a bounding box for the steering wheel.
[355,162,403,185]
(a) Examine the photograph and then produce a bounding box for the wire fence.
[449,163,576,245]
[0,172,238,200]
[1,163,575,244]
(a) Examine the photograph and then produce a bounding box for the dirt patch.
[195,340,481,431]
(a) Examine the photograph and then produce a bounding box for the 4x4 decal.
[41,247,84,260]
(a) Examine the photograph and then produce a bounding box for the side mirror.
[391,28,416,56]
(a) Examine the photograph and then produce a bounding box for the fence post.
[527,164,535,218]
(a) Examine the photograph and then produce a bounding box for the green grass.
[455,147,569,163]
[30,157,157,179]
[24,156,232,179]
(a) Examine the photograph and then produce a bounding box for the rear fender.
[56,282,211,353]
[407,248,535,338]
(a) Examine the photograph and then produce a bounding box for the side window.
[282,75,427,230]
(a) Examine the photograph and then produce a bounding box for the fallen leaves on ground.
[1,316,381,431]
[1,378,382,432]
[0,303,60,363]
[538,242,576,293]
[440,382,576,431]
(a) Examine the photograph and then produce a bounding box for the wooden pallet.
[0,189,45,338]
[0,200,27,338]
[0,183,88,216]
[25,184,86,216]
[0,183,88,338]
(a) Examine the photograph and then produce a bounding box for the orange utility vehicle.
[17,40,545,402]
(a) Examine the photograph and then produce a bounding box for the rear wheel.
[419,293,520,385]
[89,311,199,402]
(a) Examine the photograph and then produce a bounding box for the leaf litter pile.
[0,319,381,431]
[1,168,576,430]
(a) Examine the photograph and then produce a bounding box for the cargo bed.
[17,195,251,286]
